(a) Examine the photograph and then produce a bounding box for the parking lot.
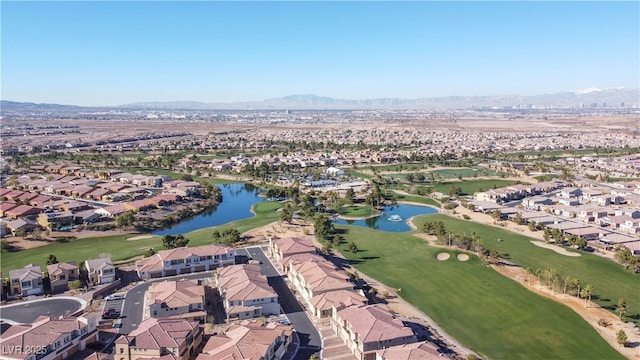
[102,294,125,319]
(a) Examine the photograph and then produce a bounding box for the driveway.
[0,297,85,324]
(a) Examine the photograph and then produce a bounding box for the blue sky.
[2,1,639,106]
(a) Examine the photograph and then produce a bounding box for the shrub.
[462,214,470,220]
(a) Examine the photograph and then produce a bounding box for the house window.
[21,280,32,288]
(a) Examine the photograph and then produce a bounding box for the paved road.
[0,298,84,323]
[237,247,321,354]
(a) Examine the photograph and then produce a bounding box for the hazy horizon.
[2,1,638,106]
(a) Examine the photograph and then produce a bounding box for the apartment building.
[114,318,203,360]
[0,316,98,360]
[196,320,293,360]
[136,244,235,279]
[288,259,353,310]
[216,264,280,320]
[268,236,316,263]
[147,279,205,321]
[331,304,417,360]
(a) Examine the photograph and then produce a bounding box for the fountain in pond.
[388,214,402,222]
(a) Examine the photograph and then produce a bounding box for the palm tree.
[581,284,594,308]
[562,275,571,296]
[573,278,581,299]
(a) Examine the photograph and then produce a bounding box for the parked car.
[105,293,126,301]
[102,308,120,319]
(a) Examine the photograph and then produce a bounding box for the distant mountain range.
[2,88,639,111]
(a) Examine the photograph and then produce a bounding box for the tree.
[345,188,355,203]
[280,203,293,224]
[513,212,524,225]
[405,173,415,183]
[46,254,59,265]
[309,354,320,360]
[314,213,335,242]
[616,330,628,347]
[580,284,593,308]
[614,246,635,269]
[348,242,359,256]
[490,210,502,221]
[162,234,189,249]
[616,297,628,322]
[144,248,156,258]
[115,212,134,228]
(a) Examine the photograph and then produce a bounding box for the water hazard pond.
[152,182,438,235]
[153,183,266,235]
[332,204,438,232]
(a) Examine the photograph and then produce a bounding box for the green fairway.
[413,214,639,326]
[1,201,283,274]
[430,179,520,195]
[337,205,377,217]
[388,191,441,208]
[335,225,624,360]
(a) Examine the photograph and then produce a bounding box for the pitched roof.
[375,341,442,360]
[46,262,79,277]
[85,257,113,272]
[9,264,43,281]
[117,318,199,350]
[148,279,204,308]
[336,304,415,345]
[0,317,87,359]
[217,264,277,302]
[198,320,292,360]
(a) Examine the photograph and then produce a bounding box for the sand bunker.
[436,252,451,261]
[127,235,154,241]
[457,253,470,261]
[531,241,581,257]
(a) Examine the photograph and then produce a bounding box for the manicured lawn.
[337,205,377,217]
[1,201,283,274]
[430,179,520,195]
[413,214,640,326]
[335,225,624,360]
[388,191,441,208]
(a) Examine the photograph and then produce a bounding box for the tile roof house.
[268,236,316,263]
[136,244,234,279]
[374,341,442,360]
[288,259,353,310]
[114,318,203,360]
[216,264,280,320]
[47,262,80,293]
[0,315,98,360]
[84,257,116,286]
[9,264,44,296]
[331,304,417,360]
[147,279,205,321]
[196,320,293,360]
[310,289,368,319]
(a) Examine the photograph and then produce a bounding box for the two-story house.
[147,279,205,321]
[216,264,280,320]
[136,244,234,279]
[114,318,203,360]
[9,264,44,296]
[47,262,80,293]
[84,257,116,286]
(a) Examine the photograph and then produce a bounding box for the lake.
[152,183,266,235]
[332,204,438,232]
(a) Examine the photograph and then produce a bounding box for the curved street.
[0,297,86,324]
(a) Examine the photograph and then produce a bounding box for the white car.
[105,293,125,301]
